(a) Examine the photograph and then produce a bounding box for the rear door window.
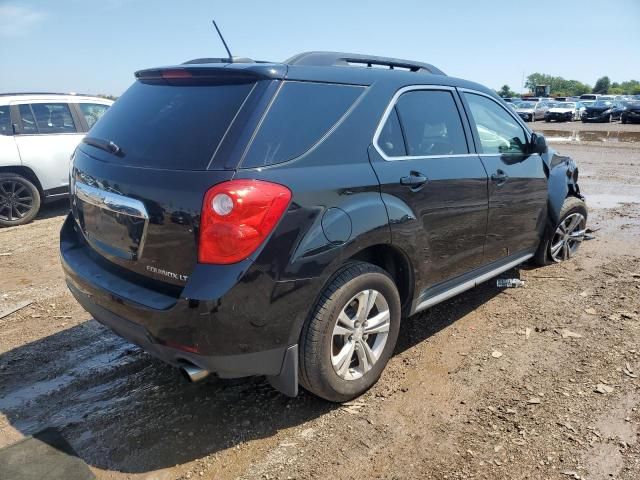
[31,103,78,134]
[377,107,407,157]
[393,90,469,156]
[84,80,256,170]
[78,103,110,129]
[242,81,364,167]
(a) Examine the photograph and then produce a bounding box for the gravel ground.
[0,123,639,480]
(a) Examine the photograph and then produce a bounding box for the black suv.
[61,52,586,402]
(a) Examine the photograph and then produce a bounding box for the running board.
[414,253,533,313]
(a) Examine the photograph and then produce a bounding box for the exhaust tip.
[181,364,210,383]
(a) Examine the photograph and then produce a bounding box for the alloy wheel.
[550,212,586,262]
[0,179,34,222]
[331,289,390,380]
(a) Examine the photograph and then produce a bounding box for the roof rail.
[285,51,446,75]
[0,92,95,97]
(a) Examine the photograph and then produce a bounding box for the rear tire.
[299,262,401,402]
[621,116,627,124]
[0,173,41,227]
[533,196,587,266]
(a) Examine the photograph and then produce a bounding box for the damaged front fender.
[544,148,582,226]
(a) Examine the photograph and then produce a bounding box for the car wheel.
[0,173,41,227]
[621,116,627,124]
[533,196,587,266]
[299,262,401,402]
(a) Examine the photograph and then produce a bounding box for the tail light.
[198,180,291,264]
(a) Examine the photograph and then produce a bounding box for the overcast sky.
[1,0,639,96]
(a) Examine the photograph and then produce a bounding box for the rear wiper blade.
[82,137,124,157]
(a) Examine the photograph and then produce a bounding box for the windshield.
[556,102,576,108]
[516,102,535,109]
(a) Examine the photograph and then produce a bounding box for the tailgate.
[71,147,234,286]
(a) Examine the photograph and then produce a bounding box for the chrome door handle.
[400,171,429,190]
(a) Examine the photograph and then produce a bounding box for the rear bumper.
[60,213,301,394]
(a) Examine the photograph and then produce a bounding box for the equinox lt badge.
[146,265,189,282]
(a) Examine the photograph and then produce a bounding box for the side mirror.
[530,132,547,155]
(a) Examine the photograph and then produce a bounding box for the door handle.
[491,170,508,185]
[400,171,428,190]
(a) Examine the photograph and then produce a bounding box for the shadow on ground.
[36,199,69,221]
[0,266,516,473]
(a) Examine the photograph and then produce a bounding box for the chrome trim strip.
[74,182,149,259]
[372,85,468,162]
[414,253,533,313]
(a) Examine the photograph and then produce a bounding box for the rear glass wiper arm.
[82,136,124,156]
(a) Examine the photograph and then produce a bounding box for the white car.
[544,102,581,122]
[0,93,113,226]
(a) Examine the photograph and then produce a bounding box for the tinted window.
[86,81,255,170]
[377,107,406,157]
[31,103,77,133]
[394,90,468,156]
[464,93,528,155]
[78,103,110,129]
[18,105,38,134]
[243,82,363,167]
[0,106,11,135]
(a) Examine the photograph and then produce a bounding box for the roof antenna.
[212,20,233,62]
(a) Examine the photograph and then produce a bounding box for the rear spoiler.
[134,64,287,83]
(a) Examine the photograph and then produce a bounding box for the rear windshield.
[83,80,255,170]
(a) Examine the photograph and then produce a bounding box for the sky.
[1,0,639,96]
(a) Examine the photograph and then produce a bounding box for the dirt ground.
[1,122,639,480]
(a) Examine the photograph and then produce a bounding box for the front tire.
[533,197,587,266]
[299,262,401,402]
[0,173,41,227]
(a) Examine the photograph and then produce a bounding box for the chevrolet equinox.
[60,52,586,402]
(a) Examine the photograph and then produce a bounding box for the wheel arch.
[0,165,44,196]
[347,243,414,316]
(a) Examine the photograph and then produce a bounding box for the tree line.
[497,73,640,98]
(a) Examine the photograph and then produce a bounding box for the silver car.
[514,101,549,122]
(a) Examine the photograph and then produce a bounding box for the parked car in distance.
[545,102,581,122]
[0,93,113,226]
[621,101,640,124]
[515,100,548,122]
[581,100,624,122]
[579,94,600,101]
[60,51,586,402]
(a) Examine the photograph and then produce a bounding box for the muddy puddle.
[544,129,640,143]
